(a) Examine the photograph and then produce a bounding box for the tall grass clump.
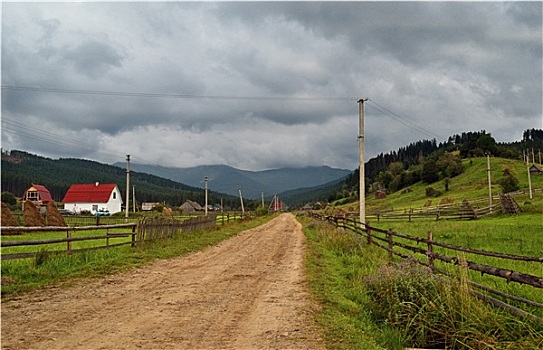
[363,259,543,349]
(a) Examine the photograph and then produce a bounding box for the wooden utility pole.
[238,187,245,214]
[204,176,208,216]
[527,164,533,199]
[486,153,492,213]
[358,98,368,228]
[125,155,130,220]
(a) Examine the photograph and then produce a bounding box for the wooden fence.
[1,215,219,261]
[361,189,540,222]
[308,212,543,323]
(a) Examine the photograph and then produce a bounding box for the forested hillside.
[326,129,542,204]
[1,151,241,209]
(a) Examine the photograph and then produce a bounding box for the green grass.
[364,157,543,212]
[1,215,274,297]
[300,215,543,349]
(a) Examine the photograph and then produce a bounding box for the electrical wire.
[1,85,354,102]
[366,99,445,141]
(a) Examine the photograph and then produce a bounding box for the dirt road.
[1,213,324,350]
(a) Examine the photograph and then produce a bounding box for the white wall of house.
[64,186,123,214]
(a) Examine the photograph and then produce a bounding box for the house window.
[92,205,98,211]
[113,192,116,199]
[27,191,39,200]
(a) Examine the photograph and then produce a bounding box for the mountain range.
[113,163,352,200]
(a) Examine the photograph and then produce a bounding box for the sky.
[1,1,542,171]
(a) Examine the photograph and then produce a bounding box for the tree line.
[327,129,542,203]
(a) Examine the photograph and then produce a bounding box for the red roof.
[62,183,118,204]
[27,184,54,203]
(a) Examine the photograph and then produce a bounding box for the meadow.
[301,215,543,350]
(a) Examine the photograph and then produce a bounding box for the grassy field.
[365,157,543,212]
[1,214,274,296]
[301,215,543,349]
[304,157,543,348]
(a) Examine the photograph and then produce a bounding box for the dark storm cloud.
[1,2,541,170]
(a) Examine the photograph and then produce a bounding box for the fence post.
[366,221,372,245]
[387,228,393,261]
[66,229,71,252]
[427,231,434,269]
[106,227,110,247]
[131,223,136,247]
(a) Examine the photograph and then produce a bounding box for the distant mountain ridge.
[114,163,352,199]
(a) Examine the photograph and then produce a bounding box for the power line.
[366,99,445,141]
[1,85,354,102]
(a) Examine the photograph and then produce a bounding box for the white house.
[62,183,123,215]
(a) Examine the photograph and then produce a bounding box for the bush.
[425,186,442,197]
[498,172,520,193]
[363,260,540,349]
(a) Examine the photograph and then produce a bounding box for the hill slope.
[363,157,543,212]
[1,151,240,209]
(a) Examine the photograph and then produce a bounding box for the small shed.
[529,165,543,175]
[62,183,123,215]
[142,202,160,211]
[180,200,203,212]
[23,184,54,207]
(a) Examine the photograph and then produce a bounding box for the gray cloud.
[1,2,541,171]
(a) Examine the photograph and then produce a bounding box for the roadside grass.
[372,213,543,315]
[301,215,543,350]
[1,215,274,297]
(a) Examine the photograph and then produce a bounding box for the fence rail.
[1,215,219,261]
[308,212,543,323]
[360,189,541,222]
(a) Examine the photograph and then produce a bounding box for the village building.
[62,183,123,215]
[141,202,161,211]
[23,184,54,207]
[180,200,203,212]
[529,164,543,175]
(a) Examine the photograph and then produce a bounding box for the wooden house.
[62,183,123,215]
[180,200,203,212]
[529,164,543,175]
[23,184,54,208]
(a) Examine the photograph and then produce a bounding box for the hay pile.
[163,207,173,217]
[1,202,20,231]
[23,200,46,227]
[46,202,67,227]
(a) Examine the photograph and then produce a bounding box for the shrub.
[425,186,442,197]
[363,260,542,349]
[498,171,519,193]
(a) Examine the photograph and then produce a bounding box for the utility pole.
[527,164,533,199]
[125,155,130,220]
[358,98,368,228]
[486,153,492,212]
[132,186,136,212]
[204,176,208,216]
[261,192,264,208]
[238,187,245,214]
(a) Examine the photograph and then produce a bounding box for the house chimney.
[95,182,99,187]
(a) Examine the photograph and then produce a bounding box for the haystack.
[46,202,67,227]
[1,202,20,233]
[163,207,173,217]
[23,200,46,227]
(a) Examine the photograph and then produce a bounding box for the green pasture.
[301,215,543,350]
[365,157,543,212]
[372,213,543,312]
